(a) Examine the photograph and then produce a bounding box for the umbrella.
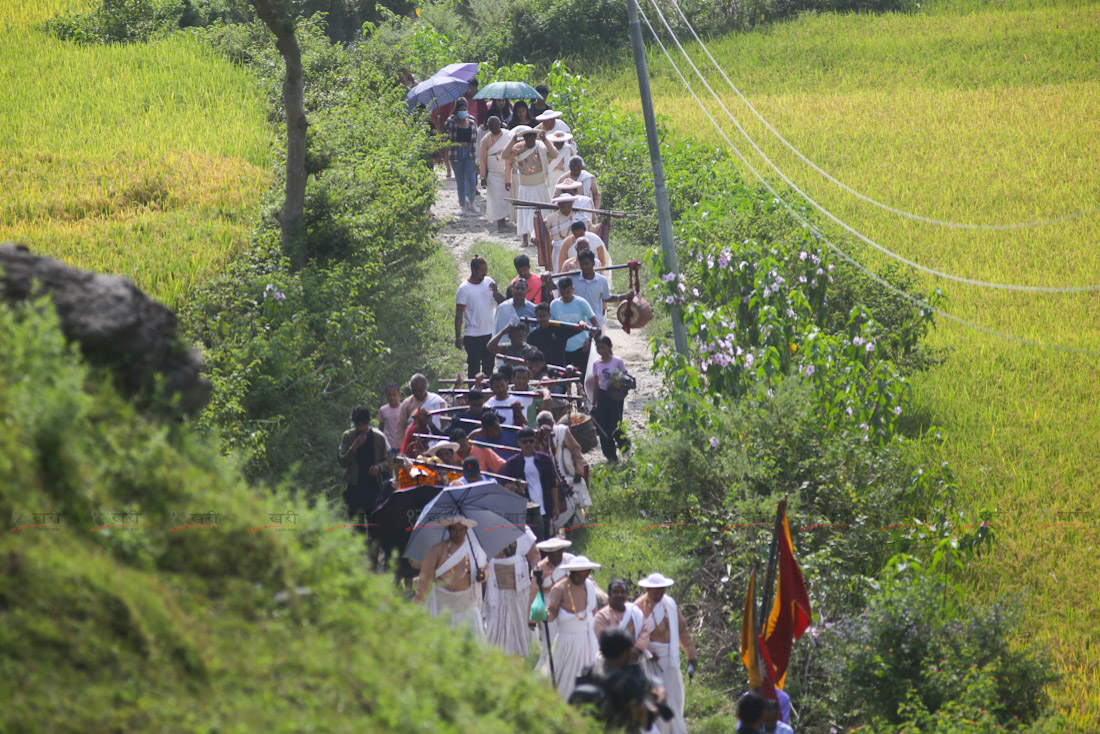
[432,62,480,82]
[405,75,468,112]
[474,81,543,100]
[404,480,529,562]
[372,483,444,558]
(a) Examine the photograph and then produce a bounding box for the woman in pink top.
[591,336,631,462]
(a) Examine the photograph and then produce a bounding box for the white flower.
[709,436,719,448]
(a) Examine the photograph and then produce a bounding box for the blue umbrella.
[433,62,480,82]
[474,81,543,100]
[405,74,468,112]
[404,480,529,562]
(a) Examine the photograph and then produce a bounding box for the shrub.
[811,577,1058,730]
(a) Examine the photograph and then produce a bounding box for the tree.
[250,0,307,259]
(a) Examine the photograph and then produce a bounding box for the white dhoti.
[544,579,598,699]
[485,134,513,222]
[485,586,531,656]
[516,181,550,237]
[645,641,686,733]
[428,584,486,641]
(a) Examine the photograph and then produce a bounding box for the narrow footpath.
[431,172,660,457]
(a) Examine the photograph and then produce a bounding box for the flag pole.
[759,499,785,626]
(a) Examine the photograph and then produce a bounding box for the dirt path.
[432,172,660,458]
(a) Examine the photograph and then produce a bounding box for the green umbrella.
[474,81,543,100]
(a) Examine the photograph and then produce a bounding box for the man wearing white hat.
[535,107,572,136]
[544,130,576,198]
[542,194,590,271]
[532,538,576,676]
[546,555,602,699]
[502,125,558,248]
[635,573,698,734]
[484,526,540,657]
[414,518,487,640]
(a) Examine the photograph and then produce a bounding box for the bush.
[811,577,1059,730]
[43,0,189,43]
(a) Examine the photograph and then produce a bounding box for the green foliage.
[0,296,587,732]
[809,577,1059,730]
[42,0,189,43]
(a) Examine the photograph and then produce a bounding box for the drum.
[560,411,598,453]
[616,295,652,331]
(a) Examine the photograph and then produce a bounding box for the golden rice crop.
[0,1,272,306]
[600,0,1100,726]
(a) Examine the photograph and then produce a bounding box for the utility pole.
[626,0,688,357]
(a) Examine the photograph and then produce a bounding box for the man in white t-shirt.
[572,250,633,332]
[397,373,448,431]
[455,255,504,379]
[484,371,531,427]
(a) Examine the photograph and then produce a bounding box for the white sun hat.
[536,537,572,552]
[424,441,459,458]
[511,125,537,136]
[436,516,478,528]
[535,110,563,121]
[637,572,675,588]
[546,130,574,143]
[560,555,602,571]
[551,193,577,204]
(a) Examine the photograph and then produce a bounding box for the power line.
[664,0,1099,232]
[645,0,1100,295]
[636,3,1100,356]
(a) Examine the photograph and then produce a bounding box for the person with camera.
[590,336,634,462]
[569,627,672,732]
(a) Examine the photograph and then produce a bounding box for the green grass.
[595,0,1100,726]
[0,1,272,307]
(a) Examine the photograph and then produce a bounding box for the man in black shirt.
[337,406,391,539]
[527,302,574,368]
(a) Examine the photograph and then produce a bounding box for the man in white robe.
[557,156,601,209]
[502,125,558,248]
[479,116,514,233]
[545,130,576,198]
[593,579,647,649]
[542,194,590,272]
[413,518,487,641]
[484,527,540,656]
[545,555,601,699]
[532,537,576,670]
[635,573,698,734]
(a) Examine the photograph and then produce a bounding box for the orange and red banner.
[761,503,813,689]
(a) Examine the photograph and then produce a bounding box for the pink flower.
[709,436,719,448]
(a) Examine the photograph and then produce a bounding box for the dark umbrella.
[404,480,529,562]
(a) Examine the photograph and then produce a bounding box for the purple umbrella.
[405,74,469,112]
[433,62,479,82]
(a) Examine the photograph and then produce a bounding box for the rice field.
[0,0,272,306]
[598,0,1100,726]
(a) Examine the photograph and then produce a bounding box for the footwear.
[497,219,509,233]
[468,201,480,214]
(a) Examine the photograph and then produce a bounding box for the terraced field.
[598,0,1100,725]
[0,0,271,305]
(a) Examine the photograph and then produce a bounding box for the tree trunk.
[250,0,307,259]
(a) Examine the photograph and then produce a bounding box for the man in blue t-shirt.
[550,276,598,379]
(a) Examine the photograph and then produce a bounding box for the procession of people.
[337,67,801,732]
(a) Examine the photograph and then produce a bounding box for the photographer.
[337,406,391,539]
[569,628,672,732]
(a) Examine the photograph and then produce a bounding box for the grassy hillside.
[0,291,587,732]
[0,0,271,307]
[596,0,1100,725]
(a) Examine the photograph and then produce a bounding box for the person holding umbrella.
[445,98,481,215]
[413,516,487,639]
[485,98,512,126]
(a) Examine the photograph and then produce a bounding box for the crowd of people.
[340,78,799,733]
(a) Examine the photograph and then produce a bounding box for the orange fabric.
[762,505,812,689]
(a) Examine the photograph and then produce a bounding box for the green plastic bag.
[530,591,547,622]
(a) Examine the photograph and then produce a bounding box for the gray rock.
[0,243,211,414]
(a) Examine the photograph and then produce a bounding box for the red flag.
[762,503,812,689]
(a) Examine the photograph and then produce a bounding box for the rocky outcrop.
[0,243,210,414]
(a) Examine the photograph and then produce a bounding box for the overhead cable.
[636,2,1100,356]
[645,0,1100,294]
[665,0,1099,232]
